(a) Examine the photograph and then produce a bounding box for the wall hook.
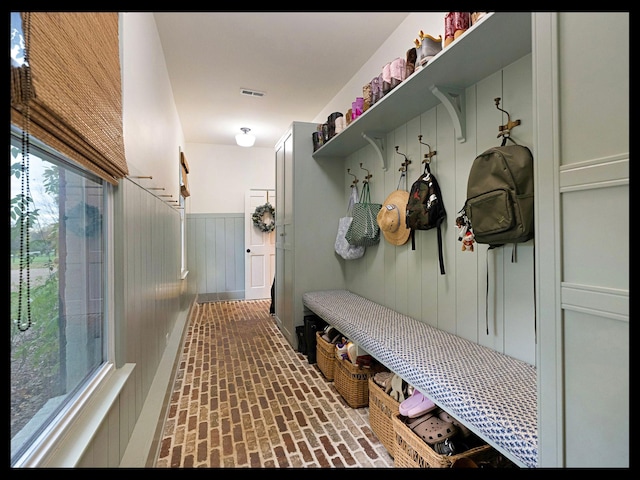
[418,135,436,164]
[495,97,521,139]
[347,168,359,187]
[360,163,372,184]
[395,146,412,172]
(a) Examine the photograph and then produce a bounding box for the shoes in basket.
[438,409,472,438]
[399,389,437,418]
[335,341,349,360]
[321,326,340,343]
[433,437,457,455]
[389,374,406,402]
[407,412,458,445]
[373,371,394,393]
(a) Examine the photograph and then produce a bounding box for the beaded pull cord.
[16,12,33,332]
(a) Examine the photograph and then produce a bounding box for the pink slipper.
[399,389,437,418]
[399,389,426,416]
[407,395,437,418]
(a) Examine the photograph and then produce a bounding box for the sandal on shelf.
[399,389,437,418]
[408,413,459,445]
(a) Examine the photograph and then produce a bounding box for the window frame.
[10,126,115,468]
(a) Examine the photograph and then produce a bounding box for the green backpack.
[462,144,534,248]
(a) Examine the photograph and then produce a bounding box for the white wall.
[121,12,448,218]
[314,12,447,124]
[120,12,185,203]
[185,143,274,214]
[121,13,275,217]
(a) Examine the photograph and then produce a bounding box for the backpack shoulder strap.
[436,223,445,275]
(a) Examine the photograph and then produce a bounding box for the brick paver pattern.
[155,299,394,468]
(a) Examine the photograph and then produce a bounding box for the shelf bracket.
[361,131,387,171]
[430,85,466,143]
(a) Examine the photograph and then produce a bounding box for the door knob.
[246,249,250,253]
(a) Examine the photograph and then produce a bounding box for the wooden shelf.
[312,12,532,162]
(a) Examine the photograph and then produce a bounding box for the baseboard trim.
[119,302,194,467]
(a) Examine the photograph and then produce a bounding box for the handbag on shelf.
[345,180,382,247]
[334,186,366,260]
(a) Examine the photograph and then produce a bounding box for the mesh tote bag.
[345,181,382,247]
[335,186,366,259]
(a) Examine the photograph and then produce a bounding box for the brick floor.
[155,299,395,468]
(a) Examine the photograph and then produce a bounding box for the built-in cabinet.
[274,122,345,348]
[532,12,628,467]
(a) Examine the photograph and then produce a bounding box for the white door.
[245,189,276,300]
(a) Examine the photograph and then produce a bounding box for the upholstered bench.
[302,289,537,468]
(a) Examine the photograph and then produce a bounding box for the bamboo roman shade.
[10,12,128,185]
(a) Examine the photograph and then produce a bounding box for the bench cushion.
[302,289,537,468]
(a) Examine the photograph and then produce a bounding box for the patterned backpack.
[405,162,447,274]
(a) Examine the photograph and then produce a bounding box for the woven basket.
[316,331,336,381]
[392,413,497,468]
[368,376,400,457]
[334,358,384,408]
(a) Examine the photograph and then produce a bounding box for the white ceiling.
[153,12,410,149]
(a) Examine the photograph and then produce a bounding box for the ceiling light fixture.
[235,127,255,147]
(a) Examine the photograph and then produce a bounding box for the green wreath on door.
[252,203,275,232]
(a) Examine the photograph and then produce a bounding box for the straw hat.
[376,190,410,246]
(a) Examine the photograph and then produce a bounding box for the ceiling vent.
[240,88,266,98]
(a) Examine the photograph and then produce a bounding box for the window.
[10,12,116,467]
[10,130,110,467]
